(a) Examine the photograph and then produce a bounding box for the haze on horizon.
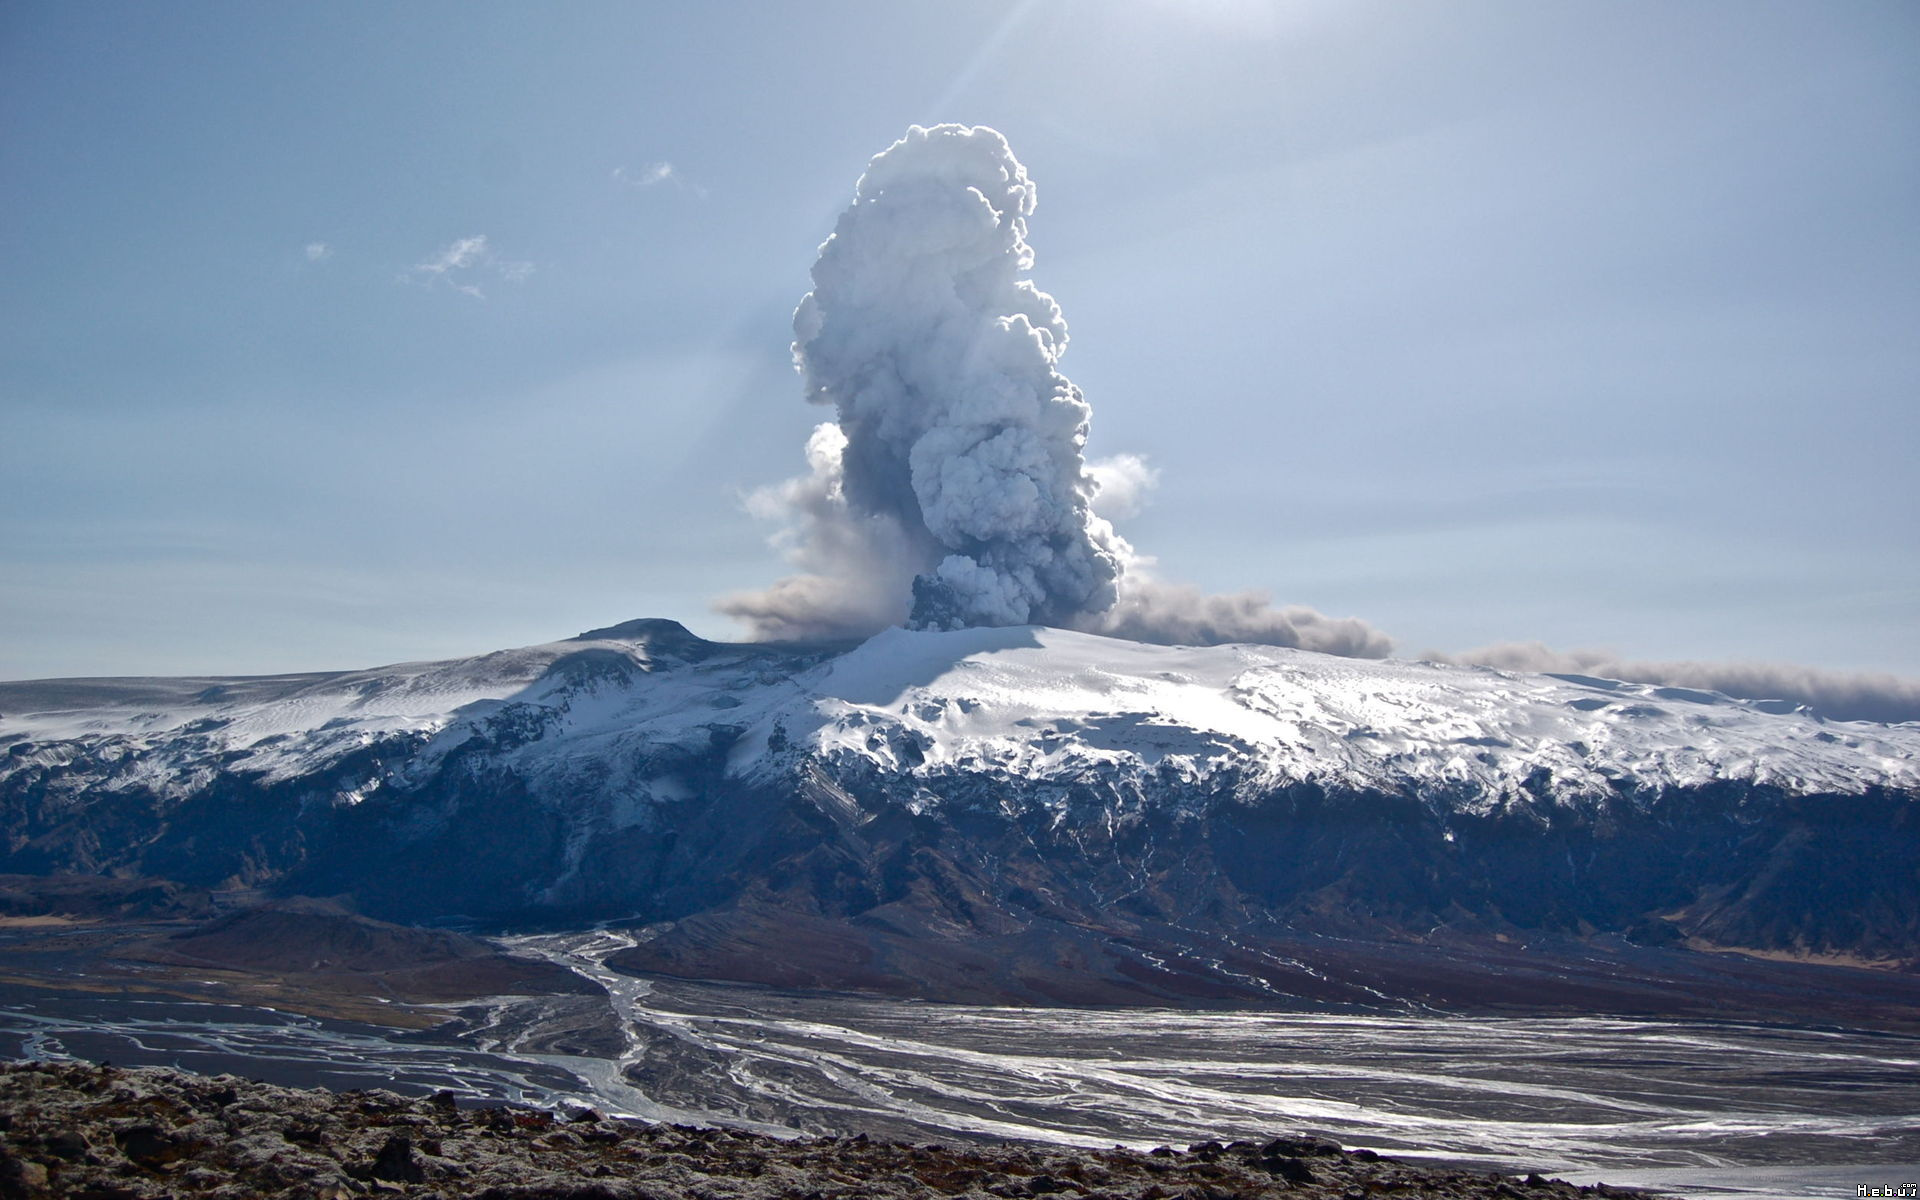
[2,2,1915,706]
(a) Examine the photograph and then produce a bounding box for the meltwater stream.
[4,930,1916,1200]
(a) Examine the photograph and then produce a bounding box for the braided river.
[4,930,1915,1200]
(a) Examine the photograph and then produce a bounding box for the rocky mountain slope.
[1,619,1915,1002]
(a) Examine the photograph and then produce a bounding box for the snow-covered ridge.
[3,622,1916,811]
[0,621,771,787]
[796,626,1920,804]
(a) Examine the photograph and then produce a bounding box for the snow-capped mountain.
[3,619,1916,1001]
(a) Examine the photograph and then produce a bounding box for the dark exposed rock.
[0,1152,49,1200]
[111,1123,174,1164]
[45,1128,90,1159]
[1260,1156,1316,1184]
[1262,1136,1343,1158]
[366,1132,425,1183]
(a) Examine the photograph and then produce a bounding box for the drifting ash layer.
[0,1060,1665,1200]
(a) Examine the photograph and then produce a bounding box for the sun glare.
[1143,0,1336,37]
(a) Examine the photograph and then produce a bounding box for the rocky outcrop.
[0,1061,1662,1200]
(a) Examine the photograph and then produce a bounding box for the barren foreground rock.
[0,1061,1664,1200]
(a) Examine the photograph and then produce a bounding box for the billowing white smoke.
[720,123,1387,654]
[738,124,1125,634]
[718,126,1920,724]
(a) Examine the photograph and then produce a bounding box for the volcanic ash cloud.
[722,123,1385,655]
[714,125,1920,723]
[808,124,1122,634]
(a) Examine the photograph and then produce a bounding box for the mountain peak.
[570,618,705,646]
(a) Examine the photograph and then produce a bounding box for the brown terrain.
[606,893,1920,1031]
[5,870,1918,1047]
[0,876,591,1029]
[0,1061,1666,1200]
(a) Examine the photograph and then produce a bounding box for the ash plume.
[723,124,1123,636]
[1087,579,1394,658]
[1437,643,1920,725]
[720,123,1388,653]
[717,125,1916,724]
[717,423,921,641]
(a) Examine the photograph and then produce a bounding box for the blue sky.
[3,0,1916,680]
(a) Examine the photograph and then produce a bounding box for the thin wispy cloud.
[613,161,706,197]
[403,234,534,299]
[417,234,489,275]
[614,162,675,188]
[304,242,333,263]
